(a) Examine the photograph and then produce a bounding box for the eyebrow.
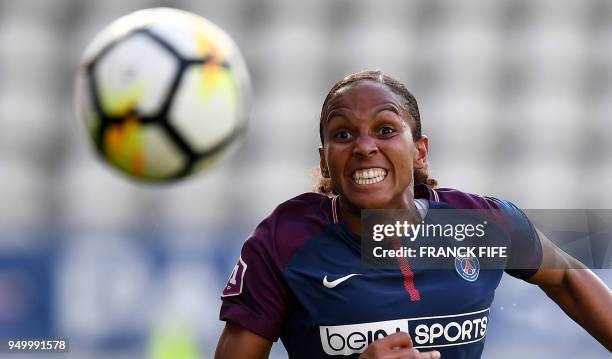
[325,108,350,123]
[325,103,404,126]
[376,104,401,115]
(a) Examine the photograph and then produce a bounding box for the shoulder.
[434,187,529,230]
[243,192,335,267]
[433,187,542,278]
[435,186,536,235]
[434,187,515,210]
[272,192,335,223]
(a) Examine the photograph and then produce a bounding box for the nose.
[353,134,378,158]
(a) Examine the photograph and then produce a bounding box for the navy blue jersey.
[220,185,542,358]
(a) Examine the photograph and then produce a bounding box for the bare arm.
[214,322,273,359]
[526,229,612,351]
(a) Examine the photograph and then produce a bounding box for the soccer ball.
[75,8,250,182]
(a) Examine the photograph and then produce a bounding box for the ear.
[319,147,330,178]
[413,135,429,171]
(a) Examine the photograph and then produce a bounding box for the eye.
[378,126,397,136]
[333,130,353,141]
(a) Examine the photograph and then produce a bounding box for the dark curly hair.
[315,70,438,194]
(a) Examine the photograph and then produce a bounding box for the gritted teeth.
[352,168,387,185]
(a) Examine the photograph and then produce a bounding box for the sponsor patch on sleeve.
[222,256,247,297]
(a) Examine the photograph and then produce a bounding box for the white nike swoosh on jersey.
[323,274,362,288]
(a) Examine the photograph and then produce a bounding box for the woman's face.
[319,80,428,210]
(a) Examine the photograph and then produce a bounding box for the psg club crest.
[455,256,479,282]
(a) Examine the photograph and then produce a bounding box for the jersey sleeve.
[219,216,290,341]
[489,198,543,280]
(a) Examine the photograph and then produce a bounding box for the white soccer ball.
[75,7,250,182]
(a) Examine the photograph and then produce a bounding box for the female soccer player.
[215,70,612,358]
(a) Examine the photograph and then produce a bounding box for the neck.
[339,193,422,236]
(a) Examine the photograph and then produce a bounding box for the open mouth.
[352,168,388,185]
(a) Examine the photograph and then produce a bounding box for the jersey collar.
[414,184,440,202]
[331,184,442,226]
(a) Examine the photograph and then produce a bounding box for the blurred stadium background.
[0,0,611,358]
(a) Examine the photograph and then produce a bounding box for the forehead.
[325,80,404,114]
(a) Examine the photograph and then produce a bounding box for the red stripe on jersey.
[331,196,339,224]
[393,240,421,301]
